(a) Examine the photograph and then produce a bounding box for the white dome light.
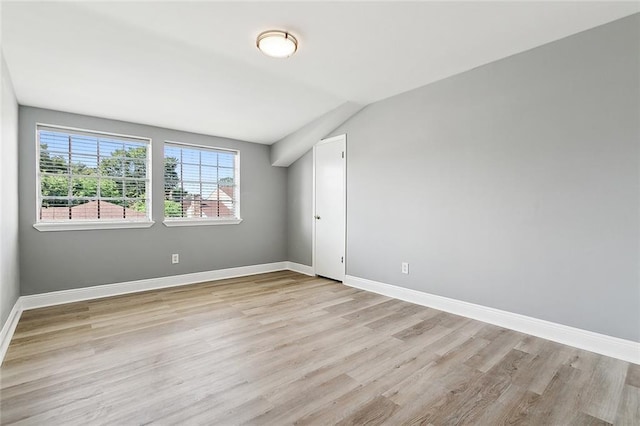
[256,30,298,58]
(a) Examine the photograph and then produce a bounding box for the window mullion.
[180,149,184,217]
[67,134,72,220]
[216,153,220,218]
[199,151,203,218]
[97,138,101,219]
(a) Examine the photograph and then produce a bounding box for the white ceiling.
[2,1,638,145]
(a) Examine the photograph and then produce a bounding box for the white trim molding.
[20,262,288,310]
[163,218,242,227]
[34,221,155,232]
[0,298,23,366]
[344,275,640,365]
[1,261,318,365]
[286,262,315,276]
[5,267,636,366]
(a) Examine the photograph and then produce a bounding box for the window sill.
[163,218,243,227]
[33,221,155,232]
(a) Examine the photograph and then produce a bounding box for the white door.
[314,134,346,281]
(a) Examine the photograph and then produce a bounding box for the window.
[163,142,241,226]
[35,125,153,231]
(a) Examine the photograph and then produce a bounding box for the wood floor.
[1,271,637,425]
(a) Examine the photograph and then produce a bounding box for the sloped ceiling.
[2,1,638,145]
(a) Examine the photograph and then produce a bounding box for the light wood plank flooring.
[1,271,638,425]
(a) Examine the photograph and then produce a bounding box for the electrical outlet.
[172,253,179,264]
[401,262,409,274]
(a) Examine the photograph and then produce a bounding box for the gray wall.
[1,54,20,328]
[19,107,287,295]
[289,14,640,341]
[287,151,313,265]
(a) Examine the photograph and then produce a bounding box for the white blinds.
[37,125,151,222]
[163,142,239,220]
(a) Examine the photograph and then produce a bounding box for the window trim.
[163,218,242,227]
[34,123,154,231]
[162,140,241,226]
[33,221,155,232]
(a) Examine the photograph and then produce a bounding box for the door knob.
[315,215,321,220]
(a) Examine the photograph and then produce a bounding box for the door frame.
[312,134,347,279]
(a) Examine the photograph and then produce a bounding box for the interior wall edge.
[0,298,23,367]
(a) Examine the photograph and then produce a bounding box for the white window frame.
[162,140,241,227]
[33,123,154,232]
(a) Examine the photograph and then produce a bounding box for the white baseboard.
[0,298,23,366]
[13,265,634,365]
[1,261,319,365]
[344,275,640,365]
[285,262,315,276]
[2,261,294,365]
[20,262,289,310]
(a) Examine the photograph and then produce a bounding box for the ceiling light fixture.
[256,30,298,58]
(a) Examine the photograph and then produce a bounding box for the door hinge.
[341,256,344,263]
[341,151,344,159]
